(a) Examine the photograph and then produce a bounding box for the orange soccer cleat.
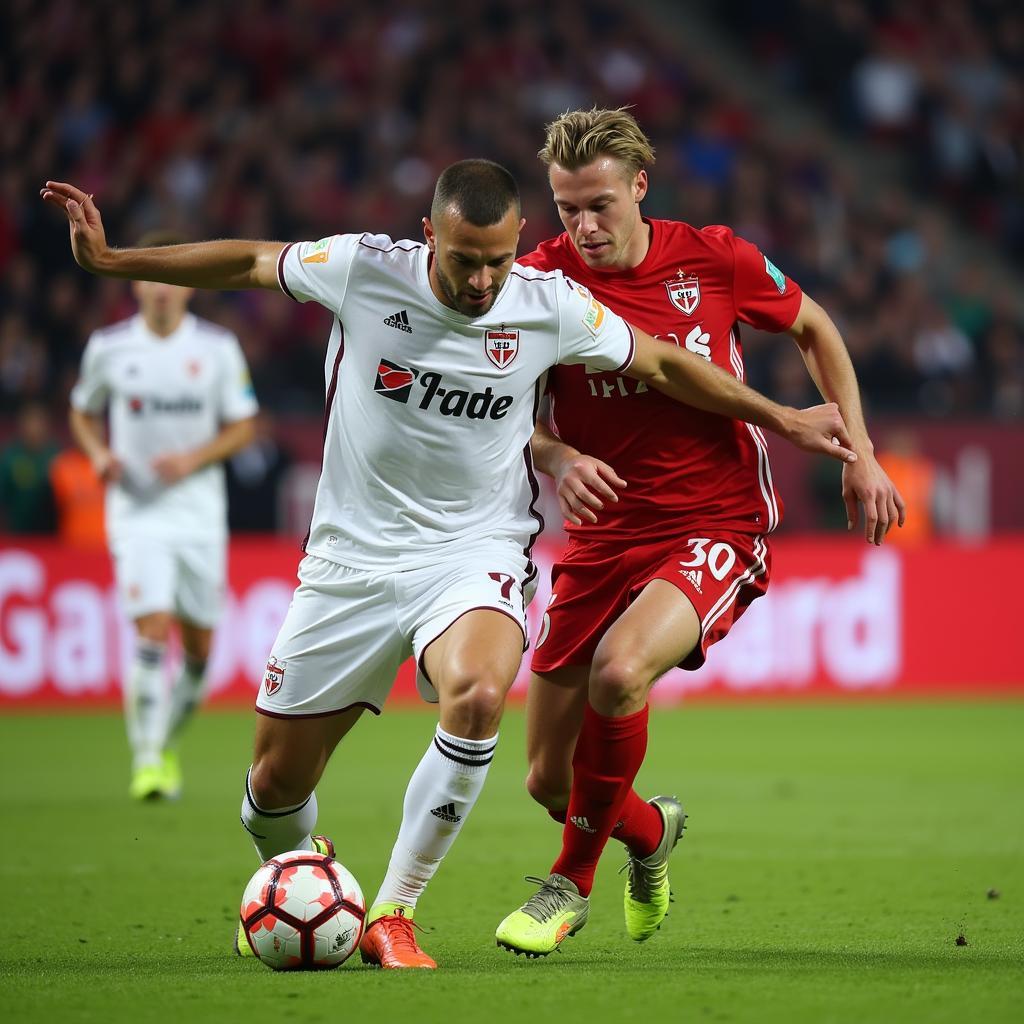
[359,911,437,969]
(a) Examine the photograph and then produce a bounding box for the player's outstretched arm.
[788,294,907,545]
[530,421,626,526]
[40,181,284,290]
[625,327,858,464]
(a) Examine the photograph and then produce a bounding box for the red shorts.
[531,530,771,674]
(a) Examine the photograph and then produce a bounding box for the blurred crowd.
[715,0,1024,266]
[2,0,1024,537]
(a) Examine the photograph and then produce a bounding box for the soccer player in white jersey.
[68,231,258,800]
[43,164,855,969]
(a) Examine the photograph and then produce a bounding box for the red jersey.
[520,219,803,541]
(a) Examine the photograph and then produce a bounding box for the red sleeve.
[731,234,803,332]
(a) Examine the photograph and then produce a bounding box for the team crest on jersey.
[263,657,285,696]
[485,329,519,369]
[665,274,701,316]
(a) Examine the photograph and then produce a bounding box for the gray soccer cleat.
[622,795,687,941]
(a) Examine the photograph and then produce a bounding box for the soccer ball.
[239,850,365,970]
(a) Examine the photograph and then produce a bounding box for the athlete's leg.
[370,609,524,916]
[363,609,524,968]
[166,620,212,746]
[241,707,365,862]
[125,611,174,783]
[552,580,699,894]
[524,666,589,816]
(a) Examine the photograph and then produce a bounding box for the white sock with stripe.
[239,767,318,862]
[124,639,167,771]
[370,724,497,917]
[165,655,206,746]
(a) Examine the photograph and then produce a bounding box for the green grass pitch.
[2,702,1022,1023]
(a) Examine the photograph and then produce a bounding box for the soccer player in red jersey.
[496,108,906,957]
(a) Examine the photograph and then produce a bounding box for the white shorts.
[256,547,537,718]
[110,536,227,628]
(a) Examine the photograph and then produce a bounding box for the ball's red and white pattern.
[240,851,365,970]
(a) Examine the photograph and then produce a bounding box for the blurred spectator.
[49,446,106,549]
[852,32,920,137]
[874,430,937,546]
[226,411,293,532]
[0,400,58,533]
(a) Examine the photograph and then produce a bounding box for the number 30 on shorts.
[678,538,737,581]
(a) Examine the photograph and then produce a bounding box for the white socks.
[370,725,497,915]
[166,656,206,745]
[240,767,318,862]
[124,640,166,770]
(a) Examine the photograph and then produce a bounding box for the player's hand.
[842,454,907,546]
[554,452,626,526]
[39,181,112,274]
[92,449,123,484]
[152,451,200,484]
[783,403,858,463]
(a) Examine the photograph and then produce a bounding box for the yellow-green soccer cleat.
[129,763,165,801]
[234,920,253,958]
[495,873,589,957]
[159,749,182,800]
[234,835,335,957]
[622,795,687,942]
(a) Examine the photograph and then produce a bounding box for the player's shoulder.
[518,233,576,272]
[191,316,239,345]
[508,260,565,286]
[506,262,578,308]
[352,232,424,262]
[658,218,738,253]
[87,316,137,348]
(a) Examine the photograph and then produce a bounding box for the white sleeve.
[276,234,361,313]
[217,334,260,423]
[556,276,636,372]
[69,334,109,413]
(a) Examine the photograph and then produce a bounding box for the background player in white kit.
[43,163,855,969]
[69,231,258,800]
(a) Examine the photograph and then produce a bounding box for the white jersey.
[278,233,636,572]
[70,312,258,542]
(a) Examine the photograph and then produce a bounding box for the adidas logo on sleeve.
[383,309,413,332]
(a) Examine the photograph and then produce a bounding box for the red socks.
[551,791,663,859]
[550,703,652,896]
[613,789,663,858]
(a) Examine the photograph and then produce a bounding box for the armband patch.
[301,237,334,264]
[582,296,606,336]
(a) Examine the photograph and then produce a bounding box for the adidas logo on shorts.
[430,802,462,823]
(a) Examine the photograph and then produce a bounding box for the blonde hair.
[539,107,655,176]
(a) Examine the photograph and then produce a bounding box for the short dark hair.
[430,159,521,226]
[135,229,187,248]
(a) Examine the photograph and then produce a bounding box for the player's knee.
[525,764,570,810]
[443,677,507,737]
[135,613,172,645]
[589,647,650,714]
[248,755,313,811]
